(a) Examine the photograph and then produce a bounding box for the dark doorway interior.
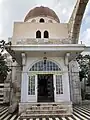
[44,31,49,38]
[36,30,41,38]
[38,74,54,102]
[39,18,45,23]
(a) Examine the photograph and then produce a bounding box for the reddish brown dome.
[24,6,60,23]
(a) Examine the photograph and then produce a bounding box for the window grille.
[56,75,63,94]
[29,60,61,71]
[28,76,35,95]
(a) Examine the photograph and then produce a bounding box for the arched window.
[36,30,41,38]
[39,18,44,23]
[29,60,61,71]
[44,31,49,38]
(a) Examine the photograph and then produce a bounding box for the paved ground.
[0,105,90,120]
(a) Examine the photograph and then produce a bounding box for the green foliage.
[0,53,10,83]
[76,54,90,84]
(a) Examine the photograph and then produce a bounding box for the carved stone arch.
[69,0,89,43]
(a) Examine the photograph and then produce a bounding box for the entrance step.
[19,102,72,119]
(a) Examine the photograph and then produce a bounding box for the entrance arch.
[28,60,63,102]
[29,59,61,71]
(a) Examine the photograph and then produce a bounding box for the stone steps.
[1,105,90,120]
[26,109,67,114]
[26,104,66,109]
[20,114,71,119]
[26,106,67,114]
[20,103,72,119]
[26,109,66,112]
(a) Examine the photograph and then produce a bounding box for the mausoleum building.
[6,1,89,116]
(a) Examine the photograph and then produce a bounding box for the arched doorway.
[28,60,62,102]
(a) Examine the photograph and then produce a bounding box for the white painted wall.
[21,56,70,102]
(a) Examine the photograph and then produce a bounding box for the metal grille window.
[29,60,61,71]
[28,76,35,95]
[56,75,63,94]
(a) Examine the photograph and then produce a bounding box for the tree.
[0,40,11,83]
[0,53,10,83]
[76,54,90,85]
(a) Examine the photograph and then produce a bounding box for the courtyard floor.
[0,105,90,120]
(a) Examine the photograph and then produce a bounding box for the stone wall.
[3,83,10,103]
[69,60,82,104]
[11,62,21,104]
[8,62,21,113]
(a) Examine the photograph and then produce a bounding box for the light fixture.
[43,57,47,65]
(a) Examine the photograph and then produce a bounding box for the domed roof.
[24,6,60,23]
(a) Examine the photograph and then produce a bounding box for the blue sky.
[0,0,90,46]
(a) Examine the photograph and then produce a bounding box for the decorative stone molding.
[16,38,72,45]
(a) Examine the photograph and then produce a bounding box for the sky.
[0,0,90,46]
